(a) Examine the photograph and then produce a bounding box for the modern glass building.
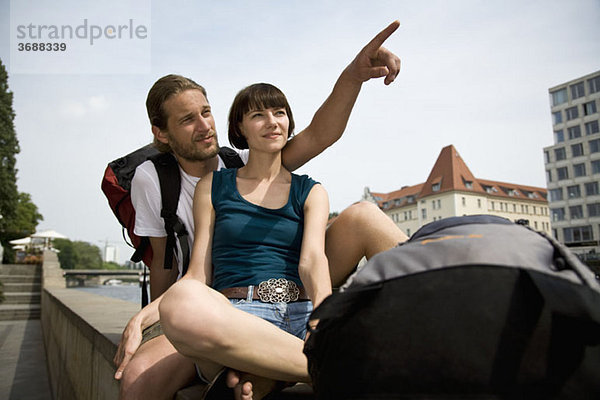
[544,70,600,264]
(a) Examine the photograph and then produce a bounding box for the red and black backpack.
[101,144,243,305]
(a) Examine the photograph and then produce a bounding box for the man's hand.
[113,315,144,380]
[345,20,401,85]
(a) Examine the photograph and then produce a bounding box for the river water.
[73,283,147,306]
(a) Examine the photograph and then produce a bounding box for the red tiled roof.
[419,145,486,197]
[372,145,547,209]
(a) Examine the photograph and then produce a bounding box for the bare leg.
[119,334,197,400]
[326,201,408,286]
[159,279,310,383]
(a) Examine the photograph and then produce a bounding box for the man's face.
[159,89,219,161]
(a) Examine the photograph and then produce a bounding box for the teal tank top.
[210,168,318,291]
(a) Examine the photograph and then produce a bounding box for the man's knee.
[337,201,382,226]
[119,357,154,399]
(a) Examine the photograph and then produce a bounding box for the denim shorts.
[230,298,313,340]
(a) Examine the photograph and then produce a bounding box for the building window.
[568,126,582,139]
[546,169,553,182]
[406,228,410,237]
[551,88,568,106]
[432,182,440,192]
[563,225,593,243]
[551,208,565,222]
[421,208,427,219]
[566,106,579,121]
[588,203,600,217]
[584,101,597,116]
[567,184,581,198]
[589,76,600,94]
[557,166,569,180]
[513,204,517,212]
[462,197,466,206]
[555,129,564,143]
[544,151,550,163]
[437,199,441,209]
[593,160,600,174]
[477,198,481,208]
[585,181,599,196]
[554,147,566,161]
[574,163,587,177]
[552,111,563,125]
[586,121,599,136]
[590,138,600,153]
[549,188,563,201]
[569,205,584,219]
[570,82,585,99]
[571,143,584,157]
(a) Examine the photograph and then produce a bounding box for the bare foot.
[226,370,279,400]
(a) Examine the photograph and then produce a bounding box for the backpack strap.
[146,148,242,275]
[218,146,245,169]
[149,152,190,274]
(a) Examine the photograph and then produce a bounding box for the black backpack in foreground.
[304,215,600,399]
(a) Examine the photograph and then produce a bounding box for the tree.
[0,59,43,263]
[2,193,43,263]
[10,192,42,236]
[53,238,103,270]
[0,59,20,262]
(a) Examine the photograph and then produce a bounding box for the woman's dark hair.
[228,83,295,149]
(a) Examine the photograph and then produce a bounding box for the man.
[114,21,407,399]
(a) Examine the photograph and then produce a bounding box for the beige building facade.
[364,145,550,238]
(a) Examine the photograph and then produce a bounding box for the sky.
[1,0,599,264]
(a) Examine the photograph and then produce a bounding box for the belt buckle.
[257,278,299,303]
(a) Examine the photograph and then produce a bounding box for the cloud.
[58,95,108,118]
[89,95,108,112]
[59,101,87,118]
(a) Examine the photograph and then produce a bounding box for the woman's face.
[240,107,290,152]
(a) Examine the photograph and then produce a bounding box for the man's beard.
[168,132,220,162]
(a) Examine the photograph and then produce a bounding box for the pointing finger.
[363,20,400,55]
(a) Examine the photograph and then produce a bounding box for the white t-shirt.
[131,149,249,277]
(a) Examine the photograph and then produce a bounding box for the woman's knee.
[159,281,229,355]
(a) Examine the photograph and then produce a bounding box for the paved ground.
[0,320,51,400]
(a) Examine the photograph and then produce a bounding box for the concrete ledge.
[41,250,139,400]
[42,287,138,399]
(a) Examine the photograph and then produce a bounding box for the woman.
[158,83,331,399]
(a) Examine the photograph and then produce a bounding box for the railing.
[63,269,144,287]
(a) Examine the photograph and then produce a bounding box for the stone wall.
[40,250,139,400]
